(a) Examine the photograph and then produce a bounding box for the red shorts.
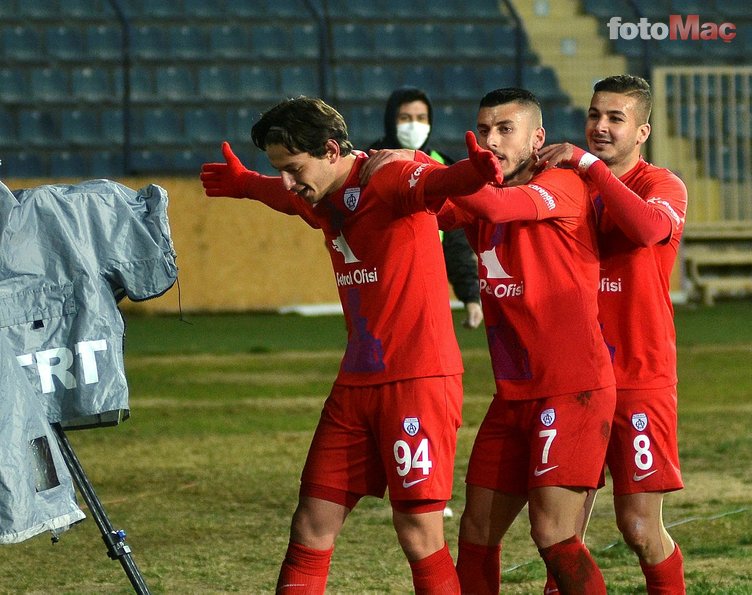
[466,387,615,495]
[606,386,683,496]
[301,375,463,504]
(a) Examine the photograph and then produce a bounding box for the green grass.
[0,301,750,594]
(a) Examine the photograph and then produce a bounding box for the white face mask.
[396,121,431,150]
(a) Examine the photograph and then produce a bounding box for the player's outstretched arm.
[423,132,504,198]
[200,141,298,215]
[538,143,675,246]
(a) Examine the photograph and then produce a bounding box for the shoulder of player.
[528,167,588,195]
[633,160,688,196]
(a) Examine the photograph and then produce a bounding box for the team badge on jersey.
[403,417,420,436]
[631,412,648,431]
[344,187,360,211]
[540,408,555,427]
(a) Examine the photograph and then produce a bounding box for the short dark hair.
[593,75,652,123]
[479,88,543,126]
[251,96,353,157]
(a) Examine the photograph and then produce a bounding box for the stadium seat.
[238,65,280,101]
[156,66,197,101]
[89,149,124,177]
[101,108,124,143]
[582,0,630,19]
[0,0,16,19]
[72,67,114,102]
[210,24,253,59]
[182,0,225,17]
[343,104,382,148]
[546,105,587,145]
[522,65,567,102]
[281,66,320,97]
[291,24,319,59]
[432,104,473,144]
[0,109,18,147]
[359,64,399,101]
[400,65,444,100]
[63,0,112,19]
[18,109,61,146]
[140,0,182,19]
[131,25,170,60]
[373,23,411,58]
[16,1,58,18]
[331,23,374,59]
[61,109,101,145]
[2,152,46,177]
[453,23,491,58]
[629,0,671,19]
[488,24,520,59]
[481,64,519,90]
[442,65,482,100]
[50,152,88,178]
[87,25,123,60]
[251,24,289,60]
[172,149,213,173]
[326,0,383,19]
[129,66,155,102]
[138,107,184,144]
[171,25,210,59]
[130,149,173,173]
[199,65,239,100]
[30,68,69,103]
[414,23,452,58]
[3,26,43,62]
[47,26,86,61]
[264,0,307,18]
[332,65,363,101]
[0,68,28,103]
[185,108,225,143]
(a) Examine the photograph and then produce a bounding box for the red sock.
[275,541,333,594]
[538,535,605,595]
[543,568,560,594]
[640,543,686,595]
[456,539,501,595]
[409,542,460,595]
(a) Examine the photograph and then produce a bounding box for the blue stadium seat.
[0,109,18,147]
[101,109,124,143]
[50,152,88,178]
[63,0,113,19]
[138,107,183,144]
[0,0,16,19]
[140,0,182,19]
[453,23,491,58]
[210,24,253,59]
[432,104,473,144]
[185,108,225,143]
[291,24,319,59]
[373,23,411,58]
[414,23,452,58]
[90,150,124,177]
[359,64,399,101]
[198,65,240,100]
[488,24,520,59]
[72,67,114,102]
[3,26,43,61]
[630,0,671,19]
[481,64,518,90]
[183,0,226,17]
[546,105,586,145]
[129,66,155,102]
[62,109,101,145]
[87,25,123,60]
[281,66,319,97]
[326,0,383,18]
[331,23,373,59]
[156,66,197,101]
[264,0,307,18]
[47,26,86,61]
[172,149,213,173]
[343,104,382,148]
[171,25,210,59]
[582,0,630,18]
[17,1,59,18]
[251,24,289,60]
[131,25,170,60]
[130,149,173,173]
[238,66,280,101]
[18,110,61,146]
[2,152,46,177]
[720,0,752,17]
[442,65,482,101]
[399,65,444,100]
[332,65,363,101]
[0,68,28,103]
[522,65,567,102]
[30,68,69,102]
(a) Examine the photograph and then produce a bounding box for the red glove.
[465,131,504,186]
[566,144,599,172]
[200,141,257,198]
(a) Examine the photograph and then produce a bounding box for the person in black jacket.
[370,87,483,329]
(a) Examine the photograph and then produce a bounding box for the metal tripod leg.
[52,423,152,595]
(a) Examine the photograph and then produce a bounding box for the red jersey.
[251,153,463,386]
[442,168,615,400]
[595,158,687,389]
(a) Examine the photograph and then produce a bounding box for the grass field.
[0,300,750,594]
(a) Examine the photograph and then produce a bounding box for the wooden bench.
[683,242,752,305]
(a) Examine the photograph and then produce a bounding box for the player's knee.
[616,510,653,556]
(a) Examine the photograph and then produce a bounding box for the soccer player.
[370,86,484,330]
[538,75,687,594]
[362,88,617,594]
[199,96,503,594]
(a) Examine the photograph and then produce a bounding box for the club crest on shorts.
[403,417,420,436]
[344,187,360,211]
[631,412,648,431]
[540,408,555,427]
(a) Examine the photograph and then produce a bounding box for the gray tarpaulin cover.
[0,178,177,543]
